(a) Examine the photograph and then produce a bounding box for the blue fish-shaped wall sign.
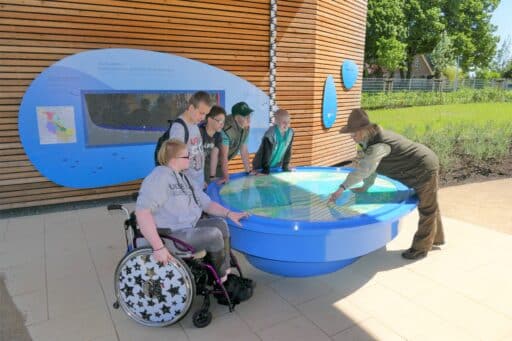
[322,75,337,128]
[341,60,359,90]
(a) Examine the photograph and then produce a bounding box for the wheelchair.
[107,203,250,328]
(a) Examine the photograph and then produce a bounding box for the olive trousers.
[411,171,445,252]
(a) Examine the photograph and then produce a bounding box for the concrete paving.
[1,178,511,341]
[438,178,512,235]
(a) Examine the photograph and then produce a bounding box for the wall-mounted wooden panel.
[0,0,367,210]
[309,0,367,166]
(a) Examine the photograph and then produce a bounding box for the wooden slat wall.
[310,0,367,165]
[0,0,366,210]
[275,0,317,166]
[276,0,366,167]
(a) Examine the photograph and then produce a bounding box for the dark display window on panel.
[83,91,224,147]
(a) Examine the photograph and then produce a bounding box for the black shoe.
[401,248,427,260]
[214,274,254,306]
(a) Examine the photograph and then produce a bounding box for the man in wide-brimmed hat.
[329,108,445,260]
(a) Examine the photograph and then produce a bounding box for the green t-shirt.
[269,126,291,167]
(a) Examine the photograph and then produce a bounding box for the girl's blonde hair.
[157,139,187,166]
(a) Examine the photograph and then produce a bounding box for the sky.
[491,0,512,43]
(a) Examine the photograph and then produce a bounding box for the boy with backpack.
[157,91,212,188]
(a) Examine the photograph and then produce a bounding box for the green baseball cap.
[231,102,254,117]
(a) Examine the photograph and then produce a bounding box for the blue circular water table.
[207,167,417,277]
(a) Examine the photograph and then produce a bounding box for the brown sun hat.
[339,108,371,133]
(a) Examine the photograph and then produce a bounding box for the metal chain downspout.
[269,0,277,125]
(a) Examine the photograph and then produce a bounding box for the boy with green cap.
[217,102,255,184]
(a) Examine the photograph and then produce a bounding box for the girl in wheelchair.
[112,139,254,327]
[137,139,248,281]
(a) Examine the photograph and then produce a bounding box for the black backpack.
[215,274,254,306]
[154,118,189,166]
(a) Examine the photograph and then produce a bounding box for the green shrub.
[362,88,512,110]
[369,103,512,173]
[457,123,511,160]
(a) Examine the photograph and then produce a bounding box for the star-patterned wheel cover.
[114,248,194,327]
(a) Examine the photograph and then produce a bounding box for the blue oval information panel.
[19,48,269,188]
[341,60,358,90]
[322,75,337,128]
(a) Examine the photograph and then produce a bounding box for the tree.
[430,32,454,78]
[364,0,501,77]
[442,0,500,71]
[475,68,501,80]
[403,0,446,78]
[491,36,512,75]
[375,37,406,77]
[503,60,512,79]
[365,0,406,72]
[443,65,465,81]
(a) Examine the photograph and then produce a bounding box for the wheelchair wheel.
[114,247,195,327]
[192,310,212,328]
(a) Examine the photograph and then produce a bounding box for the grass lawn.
[367,102,512,134]
[364,102,512,174]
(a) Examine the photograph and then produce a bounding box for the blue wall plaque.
[341,60,359,90]
[322,75,337,128]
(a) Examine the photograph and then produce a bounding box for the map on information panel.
[36,106,77,144]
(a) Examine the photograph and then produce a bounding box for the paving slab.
[1,179,512,340]
[439,178,512,234]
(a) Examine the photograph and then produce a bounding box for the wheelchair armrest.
[174,249,207,260]
[159,235,206,259]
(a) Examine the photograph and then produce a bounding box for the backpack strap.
[172,118,189,144]
[154,118,190,166]
[154,121,174,166]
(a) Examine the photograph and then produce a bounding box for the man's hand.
[217,176,229,185]
[251,170,266,176]
[227,211,250,226]
[328,188,344,203]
